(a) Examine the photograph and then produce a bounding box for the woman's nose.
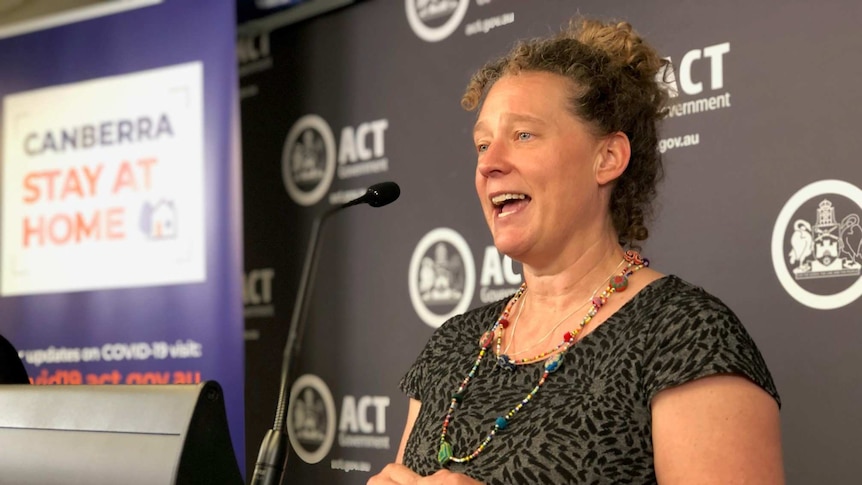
[476,141,512,178]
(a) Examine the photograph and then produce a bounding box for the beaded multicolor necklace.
[496,257,627,367]
[437,250,648,466]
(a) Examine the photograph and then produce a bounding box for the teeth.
[491,193,526,207]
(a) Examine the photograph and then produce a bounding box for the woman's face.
[473,71,608,269]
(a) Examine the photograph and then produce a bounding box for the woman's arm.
[651,374,784,485]
[396,398,421,463]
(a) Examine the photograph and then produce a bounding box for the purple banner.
[0,0,244,471]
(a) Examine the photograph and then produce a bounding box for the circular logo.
[286,374,336,464]
[282,114,336,206]
[771,179,862,309]
[409,227,476,328]
[404,0,469,42]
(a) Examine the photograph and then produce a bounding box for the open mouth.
[491,193,531,218]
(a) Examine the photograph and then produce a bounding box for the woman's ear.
[595,131,631,185]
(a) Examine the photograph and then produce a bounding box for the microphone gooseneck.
[250,181,400,485]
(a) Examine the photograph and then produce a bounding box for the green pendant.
[437,440,453,465]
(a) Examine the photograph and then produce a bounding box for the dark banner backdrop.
[240,1,862,483]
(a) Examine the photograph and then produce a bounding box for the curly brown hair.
[462,18,669,248]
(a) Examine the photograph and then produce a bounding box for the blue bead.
[544,353,564,373]
[497,355,516,371]
[495,416,508,430]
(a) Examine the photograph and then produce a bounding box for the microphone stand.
[249,205,338,485]
[249,182,399,485]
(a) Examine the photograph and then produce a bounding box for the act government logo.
[772,179,862,309]
[405,0,469,42]
[287,374,336,464]
[282,114,336,206]
[409,227,476,328]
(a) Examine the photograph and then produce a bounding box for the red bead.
[611,274,628,291]
[563,332,574,342]
[499,318,510,328]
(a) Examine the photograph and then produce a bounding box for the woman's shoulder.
[400,297,512,400]
[412,297,512,362]
[629,275,780,406]
[436,297,510,338]
[629,274,739,319]
[627,274,764,362]
[617,274,752,344]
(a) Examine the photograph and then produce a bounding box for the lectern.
[0,381,242,484]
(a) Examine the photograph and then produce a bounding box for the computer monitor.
[0,381,242,484]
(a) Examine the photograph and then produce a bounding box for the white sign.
[1,62,206,295]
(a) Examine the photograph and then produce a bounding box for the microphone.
[250,181,400,485]
[340,181,400,209]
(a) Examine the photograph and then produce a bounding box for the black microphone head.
[365,181,400,207]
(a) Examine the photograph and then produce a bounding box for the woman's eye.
[477,143,489,153]
[518,132,533,141]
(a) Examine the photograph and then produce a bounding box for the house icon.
[139,200,177,239]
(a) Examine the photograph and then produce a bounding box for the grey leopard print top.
[400,276,779,484]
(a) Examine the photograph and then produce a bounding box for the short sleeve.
[399,300,507,403]
[398,315,472,401]
[399,320,456,402]
[641,287,780,408]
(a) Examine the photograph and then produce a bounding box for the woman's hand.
[367,463,484,485]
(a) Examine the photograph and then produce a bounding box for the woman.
[370,18,783,484]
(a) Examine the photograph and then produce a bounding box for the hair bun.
[574,19,664,80]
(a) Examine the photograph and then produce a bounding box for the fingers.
[368,464,484,485]
[418,469,483,485]
[367,463,420,485]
